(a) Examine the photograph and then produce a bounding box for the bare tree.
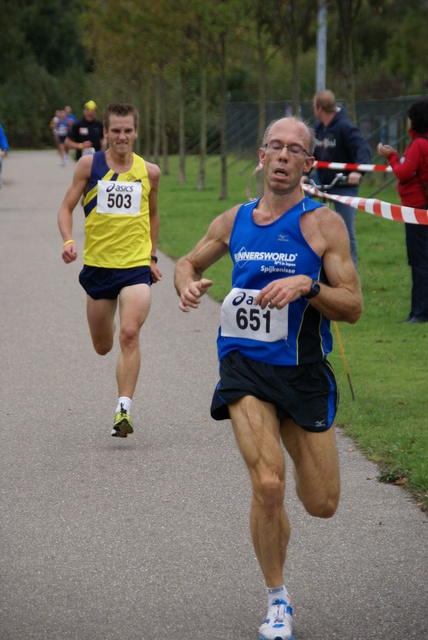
[335,0,363,122]
[177,67,186,183]
[281,1,316,114]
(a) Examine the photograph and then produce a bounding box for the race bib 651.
[220,288,288,342]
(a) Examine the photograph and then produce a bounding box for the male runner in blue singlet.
[58,103,162,437]
[174,117,362,640]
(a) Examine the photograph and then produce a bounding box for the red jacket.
[388,130,428,207]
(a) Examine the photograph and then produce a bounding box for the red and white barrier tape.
[313,160,392,172]
[303,184,428,226]
[248,159,392,180]
[246,162,428,225]
[245,160,392,199]
[247,162,428,225]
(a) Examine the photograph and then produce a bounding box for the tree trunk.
[144,79,151,161]
[289,1,300,116]
[153,72,160,166]
[160,67,169,175]
[257,33,266,199]
[197,62,207,191]
[178,67,186,184]
[291,48,299,116]
[219,33,227,200]
[343,34,356,122]
[336,0,362,123]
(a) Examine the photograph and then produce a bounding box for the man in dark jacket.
[66,100,105,161]
[312,90,371,268]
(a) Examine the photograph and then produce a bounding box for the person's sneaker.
[111,404,134,438]
[258,599,294,640]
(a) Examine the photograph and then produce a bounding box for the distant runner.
[66,100,105,161]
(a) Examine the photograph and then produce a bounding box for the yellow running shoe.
[111,405,134,438]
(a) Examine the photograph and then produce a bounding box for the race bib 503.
[97,181,142,215]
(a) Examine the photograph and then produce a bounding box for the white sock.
[267,585,291,608]
[116,397,132,414]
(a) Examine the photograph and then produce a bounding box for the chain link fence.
[226,95,426,158]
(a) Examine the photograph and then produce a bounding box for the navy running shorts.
[79,265,151,300]
[210,350,338,432]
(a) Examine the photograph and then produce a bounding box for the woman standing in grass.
[378,98,428,323]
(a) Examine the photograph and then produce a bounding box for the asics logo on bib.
[106,183,135,193]
[231,290,256,306]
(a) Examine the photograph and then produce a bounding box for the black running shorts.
[79,266,151,300]
[210,350,338,432]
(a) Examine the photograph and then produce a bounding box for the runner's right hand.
[62,242,77,264]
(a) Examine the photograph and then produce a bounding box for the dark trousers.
[405,221,428,319]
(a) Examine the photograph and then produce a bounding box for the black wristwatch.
[150,255,158,263]
[305,279,321,299]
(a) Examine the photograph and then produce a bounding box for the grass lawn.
[157,154,428,510]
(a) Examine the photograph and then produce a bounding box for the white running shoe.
[258,599,294,640]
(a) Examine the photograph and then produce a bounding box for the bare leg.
[86,296,117,355]
[116,284,151,399]
[280,420,340,518]
[229,396,289,588]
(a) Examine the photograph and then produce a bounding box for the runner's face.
[105,115,137,156]
[260,120,313,195]
[84,109,96,122]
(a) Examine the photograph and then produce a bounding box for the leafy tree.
[0,1,29,83]
[384,2,428,95]
[79,0,154,154]
[80,0,188,172]
[24,0,87,75]
[0,0,88,146]
[194,0,247,198]
[271,0,316,114]
[1,0,427,153]
[181,1,212,191]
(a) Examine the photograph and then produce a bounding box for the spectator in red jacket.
[378,98,428,323]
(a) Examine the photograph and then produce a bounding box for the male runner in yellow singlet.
[58,103,161,437]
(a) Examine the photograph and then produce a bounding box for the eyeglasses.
[263,140,310,157]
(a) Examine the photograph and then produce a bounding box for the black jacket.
[313,108,371,186]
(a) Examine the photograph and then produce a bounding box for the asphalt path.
[1,151,427,640]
